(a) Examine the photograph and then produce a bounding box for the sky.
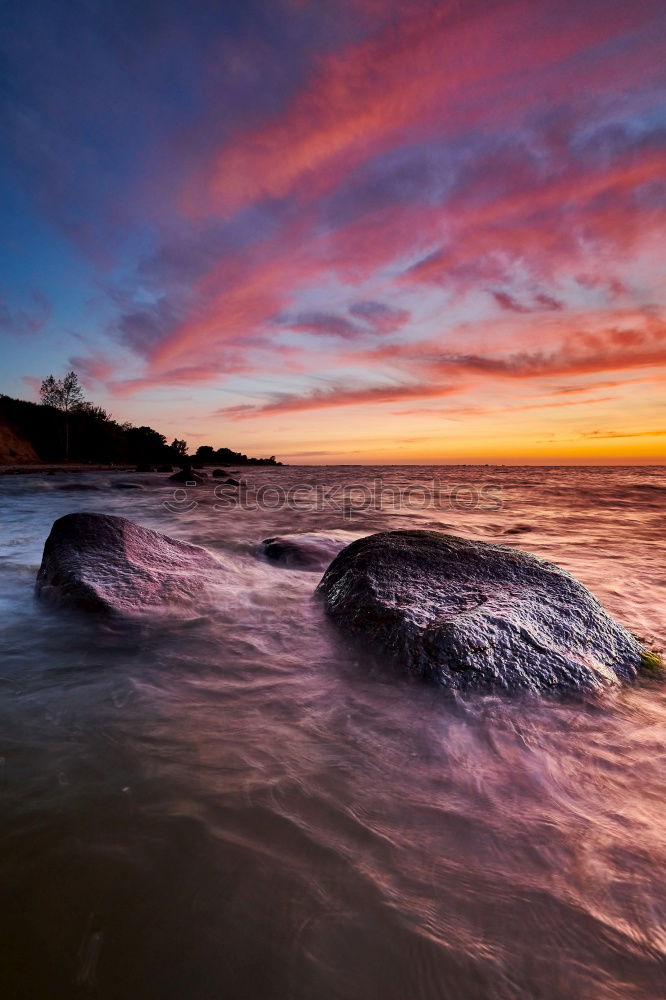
[0,0,665,464]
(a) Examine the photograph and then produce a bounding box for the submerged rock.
[56,482,106,491]
[316,530,645,694]
[259,532,357,571]
[113,481,145,490]
[36,512,221,615]
[169,466,207,484]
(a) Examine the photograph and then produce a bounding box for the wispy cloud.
[216,380,464,419]
[582,428,666,439]
[0,290,50,336]
[1,0,665,459]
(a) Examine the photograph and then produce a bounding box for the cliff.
[0,417,40,463]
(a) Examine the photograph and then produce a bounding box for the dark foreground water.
[0,465,664,999]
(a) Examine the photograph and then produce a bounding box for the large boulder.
[36,512,221,615]
[315,530,646,694]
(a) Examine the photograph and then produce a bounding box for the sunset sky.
[1,0,665,463]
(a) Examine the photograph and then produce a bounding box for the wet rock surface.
[36,512,221,615]
[316,530,645,694]
[169,467,207,483]
[56,482,105,491]
[259,532,355,571]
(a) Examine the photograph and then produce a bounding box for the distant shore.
[0,463,134,476]
[0,462,288,476]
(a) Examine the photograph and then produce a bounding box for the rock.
[212,468,228,478]
[224,477,240,486]
[57,482,104,491]
[168,466,207,484]
[315,530,645,694]
[157,464,173,473]
[259,532,358,571]
[135,463,154,472]
[36,512,221,615]
[113,481,145,490]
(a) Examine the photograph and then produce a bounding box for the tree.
[126,425,167,463]
[170,438,188,456]
[39,371,85,459]
[75,401,111,422]
[195,445,215,462]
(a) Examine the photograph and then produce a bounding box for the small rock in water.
[260,532,355,571]
[316,530,645,694]
[57,482,104,491]
[169,466,207,483]
[113,481,145,490]
[36,512,221,615]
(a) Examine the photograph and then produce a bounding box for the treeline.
[193,444,282,465]
[0,392,282,466]
[192,445,281,466]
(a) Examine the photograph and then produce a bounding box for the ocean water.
[0,464,664,999]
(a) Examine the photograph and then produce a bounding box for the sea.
[0,464,664,999]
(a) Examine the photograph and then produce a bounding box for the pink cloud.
[186,0,664,217]
[216,380,465,419]
[90,0,664,451]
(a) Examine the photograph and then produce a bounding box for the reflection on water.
[0,465,664,998]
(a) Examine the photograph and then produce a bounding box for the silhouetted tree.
[39,371,85,459]
[1,390,282,466]
[75,401,111,422]
[195,445,215,462]
[125,425,167,463]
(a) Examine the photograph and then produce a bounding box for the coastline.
[0,463,135,476]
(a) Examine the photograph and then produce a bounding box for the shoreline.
[0,463,135,476]
[0,462,288,476]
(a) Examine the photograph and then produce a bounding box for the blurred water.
[0,465,664,999]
